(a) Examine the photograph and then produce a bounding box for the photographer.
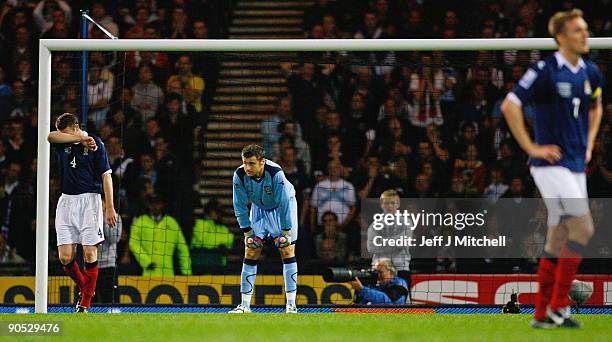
[349,258,409,305]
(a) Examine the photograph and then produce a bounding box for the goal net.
[29,38,612,313]
[44,49,127,307]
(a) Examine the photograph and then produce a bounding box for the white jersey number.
[70,156,76,168]
[572,97,581,119]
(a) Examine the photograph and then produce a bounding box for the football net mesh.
[46,50,127,304]
[42,48,612,307]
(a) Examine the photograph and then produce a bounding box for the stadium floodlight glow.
[35,37,612,313]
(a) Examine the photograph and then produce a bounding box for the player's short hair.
[376,258,397,276]
[55,113,79,130]
[241,144,265,160]
[380,189,400,199]
[548,9,584,41]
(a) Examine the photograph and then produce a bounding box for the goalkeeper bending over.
[230,144,299,313]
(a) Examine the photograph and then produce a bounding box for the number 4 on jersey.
[70,156,76,168]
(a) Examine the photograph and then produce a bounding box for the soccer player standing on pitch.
[230,144,299,313]
[48,113,117,312]
[502,9,604,328]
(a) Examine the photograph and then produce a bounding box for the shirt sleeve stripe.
[505,92,523,108]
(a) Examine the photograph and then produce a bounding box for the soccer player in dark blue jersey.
[47,113,117,312]
[502,9,604,329]
[229,144,299,313]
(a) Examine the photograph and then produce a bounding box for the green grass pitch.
[2,313,610,341]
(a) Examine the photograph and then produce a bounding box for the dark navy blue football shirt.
[508,52,604,172]
[54,134,112,195]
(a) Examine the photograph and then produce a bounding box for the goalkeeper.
[230,144,299,313]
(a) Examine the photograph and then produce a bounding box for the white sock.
[286,291,296,305]
[241,293,252,307]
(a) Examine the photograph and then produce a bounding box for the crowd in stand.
[285,0,612,272]
[0,0,230,274]
[0,0,610,275]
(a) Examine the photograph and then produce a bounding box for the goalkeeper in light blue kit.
[229,144,299,313]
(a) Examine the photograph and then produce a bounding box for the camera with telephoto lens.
[322,267,378,282]
[502,292,520,314]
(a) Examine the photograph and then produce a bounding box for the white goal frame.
[35,37,612,313]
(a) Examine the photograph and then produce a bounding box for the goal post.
[35,37,612,313]
[36,44,52,314]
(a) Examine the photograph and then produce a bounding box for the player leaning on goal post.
[47,113,117,313]
[230,144,299,313]
[502,9,604,329]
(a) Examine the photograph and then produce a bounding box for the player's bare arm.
[586,99,603,163]
[102,173,117,227]
[48,113,96,149]
[47,127,97,150]
[501,99,562,163]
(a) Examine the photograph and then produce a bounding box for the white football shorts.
[55,193,104,246]
[530,166,589,226]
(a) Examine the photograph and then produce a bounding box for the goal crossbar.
[39,37,612,52]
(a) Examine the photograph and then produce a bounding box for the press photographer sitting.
[349,258,409,304]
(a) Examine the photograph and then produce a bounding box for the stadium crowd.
[0,0,230,274]
[0,0,610,276]
[289,0,612,273]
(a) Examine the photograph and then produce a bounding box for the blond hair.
[548,9,584,42]
[380,189,400,199]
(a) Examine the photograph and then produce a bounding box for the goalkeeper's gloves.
[243,227,263,249]
[274,229,292,248]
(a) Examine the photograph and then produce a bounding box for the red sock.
[534,253,557,321]
[549,241,585,312]
[80,261,99,308]
[63,259,85,289]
